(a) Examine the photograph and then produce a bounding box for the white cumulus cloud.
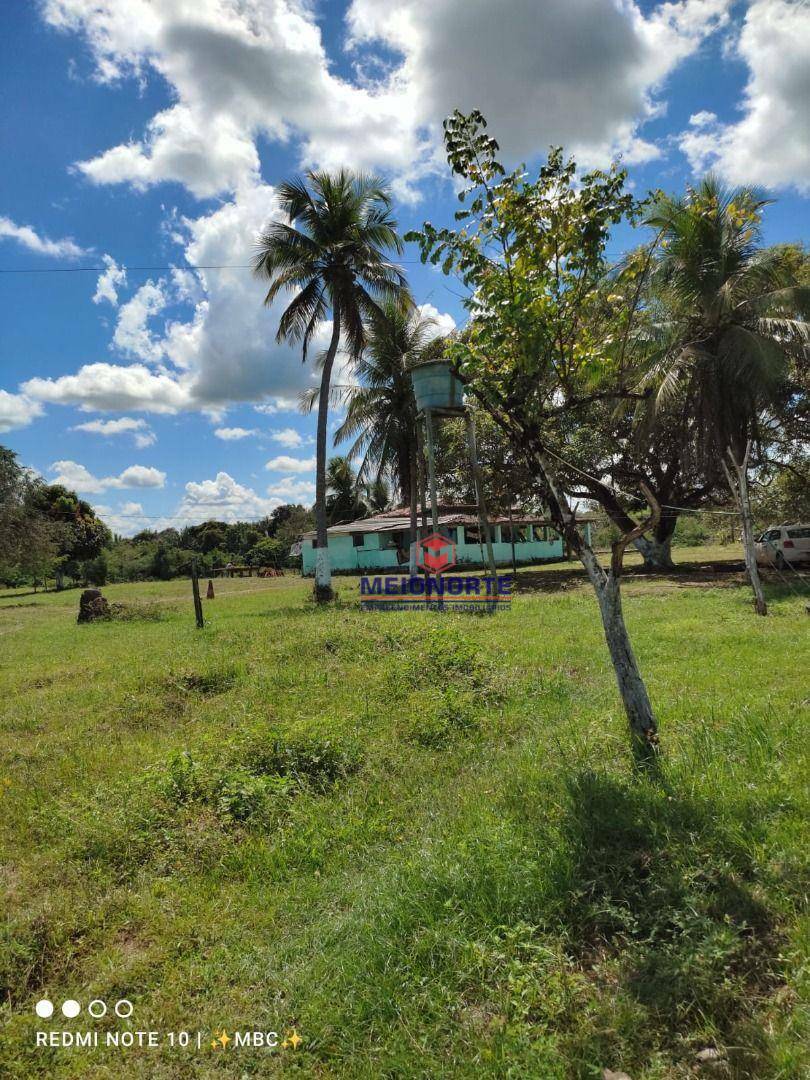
[43,0,729,201]
[71,415,156,447]
[677,0,810,192]
[266,476,316,502]
[160,470,280,527]
[112,279,169,362]
[214,426,257,440]
[49,459,166,494]
[22,363,194,413]
[94,500,148,535]
[265,455,316,474]
[0,215,87,259]
[92,254,127,305]
[417,302,456,340]
[0,391,44,433]
[270,427,311,448]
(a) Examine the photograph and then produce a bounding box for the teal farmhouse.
[301,504,594,575]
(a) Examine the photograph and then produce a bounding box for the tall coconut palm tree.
[325,455,367,525]
[253,170,410,600]
[642,176,810,614]
[303,302,438,569]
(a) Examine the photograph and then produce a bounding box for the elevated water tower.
[409,359,496,575]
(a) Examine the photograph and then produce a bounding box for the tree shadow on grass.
[556,770,787,1076]
[0,589,53,600]
[513,558,749,595]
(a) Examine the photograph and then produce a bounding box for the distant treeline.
[106,505,314,584]
[0,445,313,589]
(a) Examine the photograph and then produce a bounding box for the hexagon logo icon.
[417,532,456,573]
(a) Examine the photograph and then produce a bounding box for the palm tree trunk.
[408,440,418,574]
[723,441,767,616]
[313,311,341,602]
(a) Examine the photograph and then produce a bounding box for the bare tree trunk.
[634,520,677,571]
[636,537,675,571]
[313,312,341,602]
[507,497,517,575]
[532,447,660,755]
[723,441,767,616]
[408,441,418,574]
[580,547,657,747]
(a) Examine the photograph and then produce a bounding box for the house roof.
[302,504,596,539]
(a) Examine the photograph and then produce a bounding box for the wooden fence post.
[191,559,205,629]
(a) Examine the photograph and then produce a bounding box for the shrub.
[172,665,239,695]
[55,733,363,876]
[406,686,480,748]
[237,731,362,790]
[108,600,167,622]
[214,768,294,824]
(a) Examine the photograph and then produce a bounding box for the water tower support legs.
[423,409,440,535]
[466,413,497,577]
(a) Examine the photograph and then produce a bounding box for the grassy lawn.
[1,547,808,1078]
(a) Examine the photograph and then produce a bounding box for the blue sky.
[1,0,808,534]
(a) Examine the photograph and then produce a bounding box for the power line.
[0,260,425,274]
[0,264,255,274]
[0,252,630,276]
[541,444,741,517]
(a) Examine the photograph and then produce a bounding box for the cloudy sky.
[1,0,808,534]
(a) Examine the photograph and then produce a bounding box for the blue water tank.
[410,361,464,412]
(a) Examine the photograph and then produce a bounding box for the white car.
[754,523,810,568]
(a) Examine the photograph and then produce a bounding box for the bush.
[237,730,362,790]
[406,686,480,748]
[107,600,167,622]
[214,768,294,824]
[55,733,364,875]
[672,515,711,547]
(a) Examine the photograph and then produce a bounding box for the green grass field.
[1,546,808,1078]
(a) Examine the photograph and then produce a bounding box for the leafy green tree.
[752,451,810,528]
[151,543,174,580]
[0,447,56,585]
[253,170,411,600]
[247,537,287,568]
[30,484,110,589]
[365,476,390,515]
[269,504,315,547]
[408,112,661,755]
[83,551,109,586]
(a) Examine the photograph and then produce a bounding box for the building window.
[465,524,481,545]
[503,525,529,544]
[352,533,365,547]
[440,526,458,543]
